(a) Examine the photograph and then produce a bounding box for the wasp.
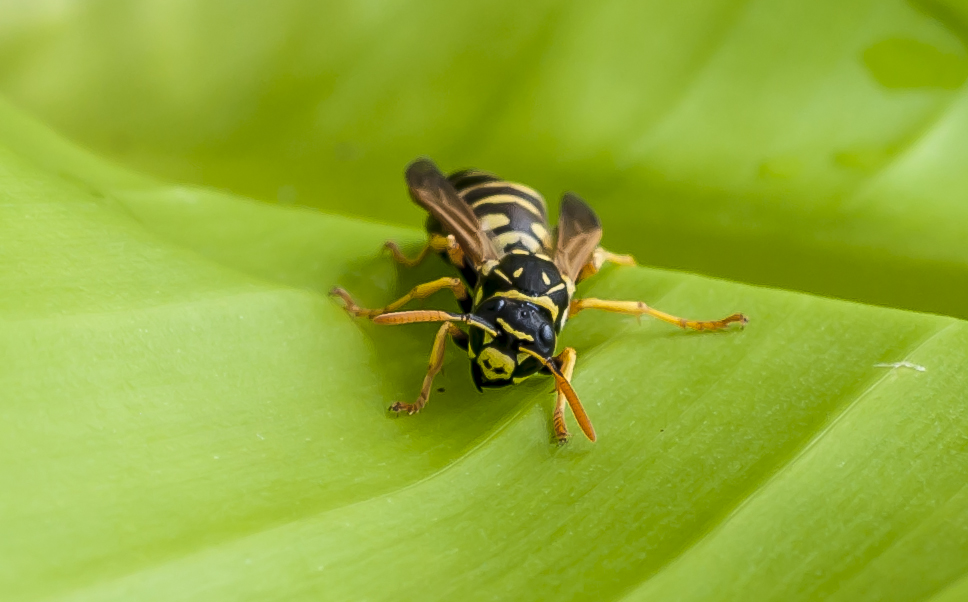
[331,159,747,442]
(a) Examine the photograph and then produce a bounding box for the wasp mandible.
[331,159,747,442]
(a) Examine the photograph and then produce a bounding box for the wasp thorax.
[468,296,557,390]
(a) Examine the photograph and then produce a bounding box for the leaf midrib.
[613,321,960,602]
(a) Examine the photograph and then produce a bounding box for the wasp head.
[468,296,556,389]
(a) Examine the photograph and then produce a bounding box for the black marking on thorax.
[478,254,570,332]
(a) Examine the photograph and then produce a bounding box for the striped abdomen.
[447,169,553,257]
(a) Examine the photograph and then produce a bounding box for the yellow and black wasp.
[331,158,747,442]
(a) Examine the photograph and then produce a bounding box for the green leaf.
[2,90,968,601]
[2,2,968,601]
[2,0,968,317]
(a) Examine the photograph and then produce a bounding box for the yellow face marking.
[483,332,494,345]
[471,195,544,219]
[492,290,560,321]
[530,223,552,249]
[479,213,511,231]
[493,231,541,253]
[478,347,516,380]
[513,267,524,278]
[497,318,534,342]
[541,272,551,285]
[510,249,530,255]
[545,282,566,294]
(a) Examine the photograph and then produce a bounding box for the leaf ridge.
[831,481,968,602]
[48,275,694,599]
[842,92,965,209]
[614,321,957,602]
[623,0,754,157]
[922,568,968,602]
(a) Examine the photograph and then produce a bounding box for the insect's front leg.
[569,298,747,331]
[330,276,468,319]
[576,247,637,283]
[389,322,467,415]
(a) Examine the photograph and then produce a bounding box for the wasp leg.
[570,298,747,331]
[389,322,467,415]
[330,276,468,319]
[551,347,578,444]
[577,247,637,282]
[384,234,464,268]
[384,241,432,268]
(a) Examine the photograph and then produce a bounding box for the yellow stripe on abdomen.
[471,194,545,219]
[491,231,542,253]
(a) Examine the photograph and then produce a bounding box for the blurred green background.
[3,1,968,601]
[2,0,968,317]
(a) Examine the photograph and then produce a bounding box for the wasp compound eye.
[538,323,555,346]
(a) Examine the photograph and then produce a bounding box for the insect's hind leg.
[577,247,637,282]
[384,233,464,268]
[389,322,467,415]
[569,298,747,331]
[330,276,468,319]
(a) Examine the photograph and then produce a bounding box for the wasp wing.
[554,192,602,282]
[406,158,499,266]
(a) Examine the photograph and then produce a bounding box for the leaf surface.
[1,97,967,602]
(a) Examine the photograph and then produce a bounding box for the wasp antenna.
[551,370,596,442]
[372,310,498,337]
[464,315,498,336]
[372,310,463,325]
[519,348,596,442]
